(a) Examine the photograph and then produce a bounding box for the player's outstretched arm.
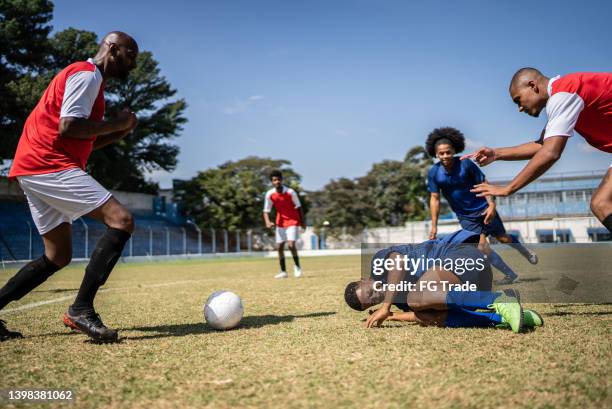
[429,193,440,239]
[461,141,543,166]
[59,110,136,140]
[471,136,568,197]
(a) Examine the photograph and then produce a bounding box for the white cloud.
[222,95,265,115]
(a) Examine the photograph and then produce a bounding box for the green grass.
[0,255,610,409]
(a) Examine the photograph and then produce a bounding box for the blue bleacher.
[0,201,209,261]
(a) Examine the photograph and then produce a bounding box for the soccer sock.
[445,307,503,328]
[446,290,502,310]
[509,234,533,260]
[71,228,130,313]
[292,254,300,268]
[279,255,286,272]
[0,255,61,310]
[603,214,612,233]
[488,250,518,279]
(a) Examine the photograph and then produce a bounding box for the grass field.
[0,254,610,409]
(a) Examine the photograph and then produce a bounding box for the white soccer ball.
[204,290,244,330]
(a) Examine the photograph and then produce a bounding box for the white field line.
[0,265,363,315]
[0,280,202,315]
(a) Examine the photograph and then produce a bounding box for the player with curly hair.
[425,127,538,285]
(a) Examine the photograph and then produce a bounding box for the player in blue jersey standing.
[425,127,537,284]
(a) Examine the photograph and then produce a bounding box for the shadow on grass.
[121,311,337,341]
[32,288,78,293]
[545,311,612,317]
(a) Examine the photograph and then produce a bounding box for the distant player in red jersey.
[463,69,612,232]
[0,32,139,343]
[263,170,306,279]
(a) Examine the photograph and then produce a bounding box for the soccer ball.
[204,290,244,330]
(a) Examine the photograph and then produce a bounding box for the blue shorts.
[458,212,506,237]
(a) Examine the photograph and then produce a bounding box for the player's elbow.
[58,117,76,138]
[542,148,562,163]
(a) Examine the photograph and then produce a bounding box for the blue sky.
[52,0,611,190]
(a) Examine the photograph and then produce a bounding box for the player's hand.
[429,227,437,240]
[114,109,137,131]
[482,205,496,225]
[365,306,392,328]
[471,183,511,198]
[461,147,497,166]
[266,221,275,229]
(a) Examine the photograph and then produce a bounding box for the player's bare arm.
[262,211,274,229]
[365,253,404,328]
[59,109,136,140]
[471,136,568,197]
[429,192,440,240]
[461,140,543,166]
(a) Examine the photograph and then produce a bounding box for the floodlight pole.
[149,226,153,256]
[236,230,240,253]
[210,228,216,253]
[223,229,228,253]
[247,230,252,253]
[181,227,186,255]
[188,221,202,255]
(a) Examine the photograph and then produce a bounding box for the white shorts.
[17,168,112,235]
[275,226,300,243]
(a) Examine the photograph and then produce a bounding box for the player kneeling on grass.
[426,127,538,285]
[0,32,139,343]
[344,230,543,333]
[263,170,306,279]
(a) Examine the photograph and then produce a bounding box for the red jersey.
[543,72,612,153]
[9,58,105,179]
[263,186,302,227]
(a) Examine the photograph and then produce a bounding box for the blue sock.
[509,235,532,259]
[444,308,503,328]
[488,250,518,279]
[446,290,501,309]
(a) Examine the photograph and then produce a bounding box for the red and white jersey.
[543,72,612,153]
[9,58,105,179]
[263,186,302,227]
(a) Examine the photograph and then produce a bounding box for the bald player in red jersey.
[463,69,612,232]
[263,170,306,279]
[0,32,139,343]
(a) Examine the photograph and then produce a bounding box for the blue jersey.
[427,157,488,217]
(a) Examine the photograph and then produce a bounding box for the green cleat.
[489,291,523,333]
[496,309,543,330]
[523,309,544,327]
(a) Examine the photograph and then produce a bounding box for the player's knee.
[109,209,134,233]
[590,194,608,218]
[287,241,296,250]
[46,251,72,268]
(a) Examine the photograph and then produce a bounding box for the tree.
[0,0,53,161]
[176,157,306,229]
[307,146,433,229]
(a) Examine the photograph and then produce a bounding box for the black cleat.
[0,319,23,341]
[63,310,118,343]
[495,275,518,285]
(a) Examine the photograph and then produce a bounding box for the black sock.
[0,255,61,310]
[279,256,286,272]
[292,254,300,268]
[71,228,130,313]
[603,214,612,234]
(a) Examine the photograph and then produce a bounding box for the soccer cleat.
[523,309,544,327]
[63,309,118,343]
[497,309,543,329]
[526,250,538,265]
[495,275,518,285]
[489,291,523,333]
[293,266,303,278]
[274,271,288,279]
[0,319,23,341]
